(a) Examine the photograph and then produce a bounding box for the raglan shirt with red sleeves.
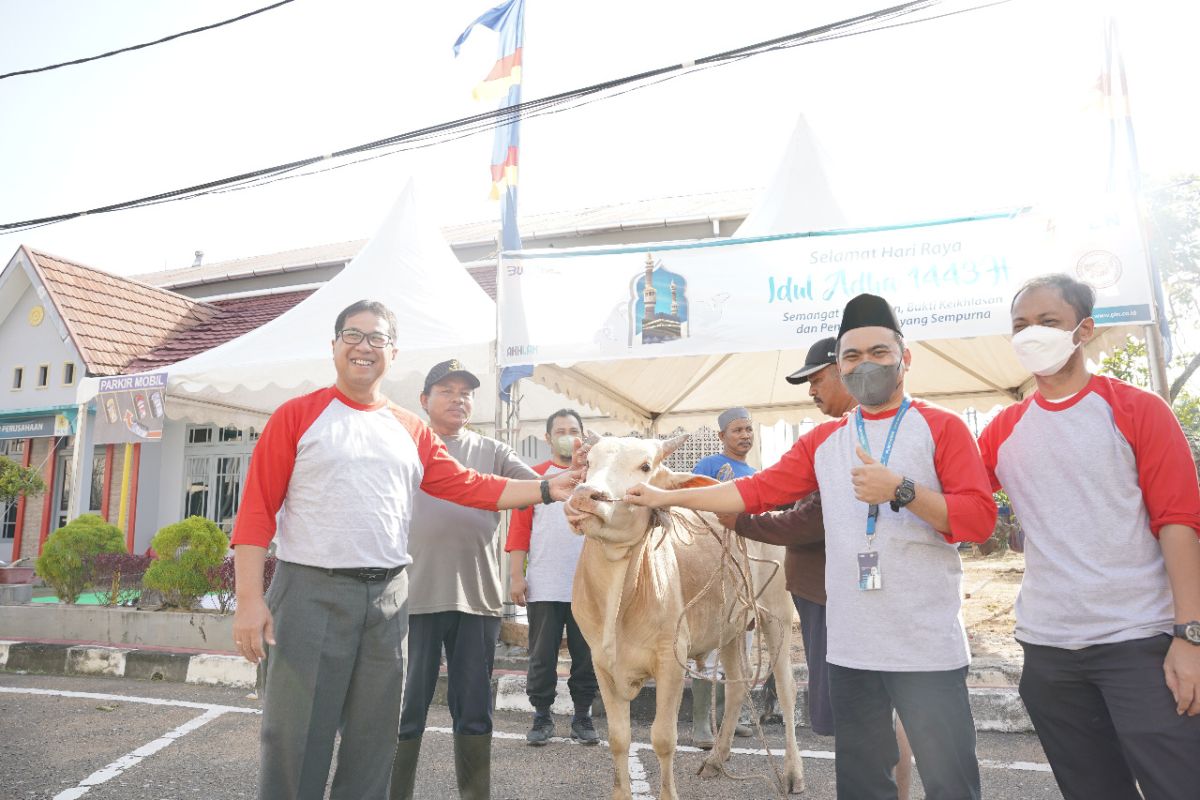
[231,387,509,569]
[978,374,1200,650]
[734,398,996,672]
[505,460,583,603]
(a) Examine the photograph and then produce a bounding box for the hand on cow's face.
[546,466,583,502]
[622,481,670,508]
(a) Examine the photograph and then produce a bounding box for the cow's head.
[566,433,716,545]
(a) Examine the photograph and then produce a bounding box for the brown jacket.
[733,492,826,605]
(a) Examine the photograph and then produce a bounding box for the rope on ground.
[656,508,792,798]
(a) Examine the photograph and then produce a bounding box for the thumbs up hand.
[851,445,903,504]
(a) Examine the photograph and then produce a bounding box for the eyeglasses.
[337,328,394,348]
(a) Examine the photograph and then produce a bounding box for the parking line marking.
[0,686,260,714]
[53,708,226,800]
[427,725,1052,774]
[5,689,1052,784]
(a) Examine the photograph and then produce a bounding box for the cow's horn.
[660,433,690,458]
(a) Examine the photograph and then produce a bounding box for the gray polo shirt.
[407,429,538,616]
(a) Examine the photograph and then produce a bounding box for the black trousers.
[1019,634,1200,800]
[793,593,835,736]
[526,601,598,712]
[828,664,980,800]
[398,611,500,739]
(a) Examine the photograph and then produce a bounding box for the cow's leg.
[700,632,749,778]
[650,663,684,800]
[767,609,806,794]
[595,667,633,800]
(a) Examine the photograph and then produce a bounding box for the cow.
[565,434,805,800]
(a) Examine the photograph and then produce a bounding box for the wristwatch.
[890,477,916,512]
[1174,620,1200,646]
[539,479,554,505]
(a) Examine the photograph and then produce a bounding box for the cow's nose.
[571,482,610,502]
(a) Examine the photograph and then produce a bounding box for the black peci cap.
[836,293,902,341]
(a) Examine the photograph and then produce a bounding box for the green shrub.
[35,515,126,603]
[143,516,229,608]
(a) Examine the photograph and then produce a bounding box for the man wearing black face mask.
[622,293,997,800]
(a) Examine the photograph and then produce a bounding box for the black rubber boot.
[389,737,422,800]
[453,733,492,800]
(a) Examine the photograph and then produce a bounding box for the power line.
[0,0,1012,234]
[0,0,297,81]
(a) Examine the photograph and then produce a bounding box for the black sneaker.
[570,714,600,745]
[526,713,555,746]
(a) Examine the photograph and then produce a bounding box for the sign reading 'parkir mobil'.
[94,372,167,445]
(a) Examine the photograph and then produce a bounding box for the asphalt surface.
[0,672,1065,799]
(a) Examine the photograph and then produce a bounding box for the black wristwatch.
[890,477,916,512]
[1174,621,1200,646]
[539,479,554,505]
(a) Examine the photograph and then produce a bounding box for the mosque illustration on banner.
[628,253,689,346]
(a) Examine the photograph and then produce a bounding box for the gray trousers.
[259,561,409,800]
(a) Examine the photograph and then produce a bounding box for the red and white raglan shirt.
[505,460,583,604]
[978,375,1200,650]
[231,387,509,569]
[735,398,996,672]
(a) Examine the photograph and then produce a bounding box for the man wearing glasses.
[230,300,580,800]
[391,358,539,800]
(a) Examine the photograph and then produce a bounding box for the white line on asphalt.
[628,750,654,800]
[427,725,1052,773]
[0,686,260,714]
[53,708,226,800]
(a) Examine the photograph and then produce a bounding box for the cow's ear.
[663,471,719,490]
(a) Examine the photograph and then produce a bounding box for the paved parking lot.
[0,672,1064,799]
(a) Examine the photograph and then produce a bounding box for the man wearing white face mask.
[979,274,1200,800]
[621,293,997,800]
[507,409,600,747]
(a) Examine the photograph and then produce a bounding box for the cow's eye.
[639,463,651,473]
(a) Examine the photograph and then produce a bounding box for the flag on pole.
[455,0,524,251]
[1098,17,1173,360]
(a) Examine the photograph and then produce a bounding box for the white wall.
[0,274,84,413]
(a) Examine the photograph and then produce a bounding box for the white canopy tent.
[501,118,1152,435]
[77,181,572,432]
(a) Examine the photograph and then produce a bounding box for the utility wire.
[0,0,297,81]
[1,0,1011,234]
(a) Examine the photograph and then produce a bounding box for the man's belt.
[325,566,405,583]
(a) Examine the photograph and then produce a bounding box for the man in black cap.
[621,294,996,800]
[392,359,540,800]
[719,335,914,798]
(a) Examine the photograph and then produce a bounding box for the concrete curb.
[0,639,1033,732]
[0,640,256,689]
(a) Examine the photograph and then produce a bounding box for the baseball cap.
[785,337,838,384]
[423,359,481,395]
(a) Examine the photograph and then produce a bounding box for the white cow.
[566,434,804,800]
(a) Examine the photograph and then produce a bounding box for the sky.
[1,0,1199,278]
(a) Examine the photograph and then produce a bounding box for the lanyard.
[855,397,911,547]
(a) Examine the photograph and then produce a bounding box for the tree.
[1145,174,1200,404]
[0,459,46,549]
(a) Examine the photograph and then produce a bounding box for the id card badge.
[857,551,882,591]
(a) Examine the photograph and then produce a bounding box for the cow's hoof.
[785,774,806,795]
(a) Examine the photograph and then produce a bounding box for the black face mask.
[842,361,902,407]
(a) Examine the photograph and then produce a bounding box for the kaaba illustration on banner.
[628,253,689,346]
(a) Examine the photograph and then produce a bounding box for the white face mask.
[1011,321,1084,376]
